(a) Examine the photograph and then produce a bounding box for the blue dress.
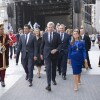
[68,40,87,75]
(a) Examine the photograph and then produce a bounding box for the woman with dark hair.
[34,28,43,78]
[68,29,87,91]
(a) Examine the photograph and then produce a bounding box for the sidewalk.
[0,44,100,100]
[0,74,100,100]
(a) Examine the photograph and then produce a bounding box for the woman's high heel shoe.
[74,86,78,91]
[38,76,41,78]
[74,88,78,91]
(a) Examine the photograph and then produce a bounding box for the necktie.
[60,33,63,41]
[50,33,52,43]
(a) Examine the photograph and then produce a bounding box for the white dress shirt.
[60,33,64,41]
[48,32,53,42]
[25,33,30,44]
[81,34,84,40]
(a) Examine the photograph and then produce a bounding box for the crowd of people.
[0,21,98,92]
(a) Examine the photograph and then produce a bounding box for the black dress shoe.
[89,67,92,69]
[52,81,57,85]
[25,75,28,80]
[10,57,12,59]
[45,85,51,91]
[59,72,61,75]
[44,69,46,71]
[62,76,66,80]
[29,81,32,87]
[1,81,5,87]
[38,76,41,78]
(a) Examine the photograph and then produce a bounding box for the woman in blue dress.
[68,29,88,91]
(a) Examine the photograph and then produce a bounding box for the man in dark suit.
[15,24,37,87]
[41,22,61,91]
[57,24,70,80]
[80,28,92,69]
[15,28,23,65]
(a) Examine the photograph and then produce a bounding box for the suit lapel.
[46,33,49,43]
[63,33,65,41]
[52,32,55,43]
[24,35,26,45]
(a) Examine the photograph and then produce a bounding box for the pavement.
[0,43,100,100]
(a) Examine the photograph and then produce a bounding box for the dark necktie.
[60,33,63,41]
[50,33,52,43]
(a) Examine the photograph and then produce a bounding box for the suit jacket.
[16,33,20,47]
[41,32,61,59]
[16,33,20,43]
[16,33,36,59]
[83,34,91,51]
[60,33,70,54]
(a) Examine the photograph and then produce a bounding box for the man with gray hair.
[80,28,92,69]
[41,22,61,91]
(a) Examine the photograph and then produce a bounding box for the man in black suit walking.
[57,24,70,80]
[41,22,61,91]
[15,24,37,87]
[80,28,92,69]
[15,28,23,65]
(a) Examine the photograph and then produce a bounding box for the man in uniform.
[0,23,9,87]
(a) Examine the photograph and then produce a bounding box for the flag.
[28,21,33,29]
[8,23,13,31]
[33,22,40,29]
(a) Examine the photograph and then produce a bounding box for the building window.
[0,10,5,18]
[2,0,9,2]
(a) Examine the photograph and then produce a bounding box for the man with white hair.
[41,22,61,91]
[80,28,92,69]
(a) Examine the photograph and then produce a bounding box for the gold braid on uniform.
[0,34,6,70]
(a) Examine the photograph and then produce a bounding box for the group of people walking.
[0,21,92,92]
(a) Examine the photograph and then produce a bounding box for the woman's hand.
[84,59,87,62]
[67,59,71,64]
[14,54,16,59]
[84,59,88,69]
[40,55,43,60]
[34,56,37,61]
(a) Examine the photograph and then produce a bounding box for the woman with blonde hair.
[68,29,87,91]
[66,28,73,41]
[34,28,43,78]
[66,29,71,35]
